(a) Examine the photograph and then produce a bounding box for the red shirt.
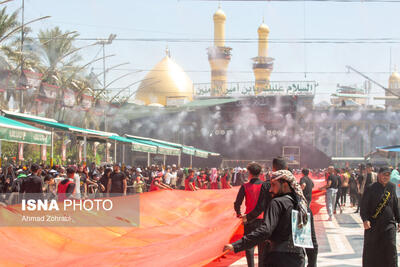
[243,181,263,219]
[185,175,195,191]
[149,177,162,192]
[221,174,230,189]
[57,180,74,202]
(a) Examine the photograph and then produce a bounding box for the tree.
[35,27,81,117]
[0,6,42,111]
[0,6,19,109]
[37,27,80,82]
[0,6,19,42]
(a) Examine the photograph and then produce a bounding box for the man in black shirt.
[334,168,343,214]
[237,158,318,267]
[233,162,267,267]
[364,163,377,191]
[300,168,314,207]
[360,166,400,267]
[20,164,43,199]
[355,164,367,213]
[320,166,338,221]
[107,163,127,196]
[224,169,310,267]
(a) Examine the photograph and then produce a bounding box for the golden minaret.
[208,5,232,96]
[252,19,274,95]
[386,66,400,108]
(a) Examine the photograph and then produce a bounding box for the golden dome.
[213,8,226,21]
[389,70,400,82]
[258,23,270,34]
[135,55,193,106]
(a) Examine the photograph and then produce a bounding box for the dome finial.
[165,45,170,57]
[218,1,221,9]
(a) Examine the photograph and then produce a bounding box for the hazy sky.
[5,0,400,103]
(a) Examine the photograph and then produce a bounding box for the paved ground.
[228,195,400,266]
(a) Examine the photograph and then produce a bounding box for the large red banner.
[0,189,240,266]
[0,176,326,266]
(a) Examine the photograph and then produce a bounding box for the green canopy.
[0,116,51,145]
[125,135,181,156]
[196,149,221,158]
[109,135,157,153]
[195,149,209,158]
[2,110,116,141]
[150,138,196,156]
[182,146,196,156]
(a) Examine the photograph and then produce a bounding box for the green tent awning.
[1,110,116,141]
[109,135,157,153]
[182,146,196,156]
[195,149,209,158]
[149,138,196,156]
[0,116,51,145]
[195,148,220,158]
[125,135,181,156]
[3,111,97,134]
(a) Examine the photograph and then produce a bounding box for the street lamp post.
[19,0,24,112]
[15,0,50,113]
[95,34,116,162]
[95,34,116,131]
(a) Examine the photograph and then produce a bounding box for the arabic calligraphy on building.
[194,81,318,96]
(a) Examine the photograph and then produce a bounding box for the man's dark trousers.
[243,218,266,267]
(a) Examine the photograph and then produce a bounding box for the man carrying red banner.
[233,162,266,267]
[149,172,172,191]
[197,169,208,189]
[185,169,198,191]
[57,167,76,202]
[221,169,232,189]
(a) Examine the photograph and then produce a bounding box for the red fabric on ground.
[0,174,327,266]
[0,189,241,267]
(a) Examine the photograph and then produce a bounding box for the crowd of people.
[0,161,264,204]
[1,159,399,266]
[1,161,398,202]
[317,163,400,221]
[225,160,400,267]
